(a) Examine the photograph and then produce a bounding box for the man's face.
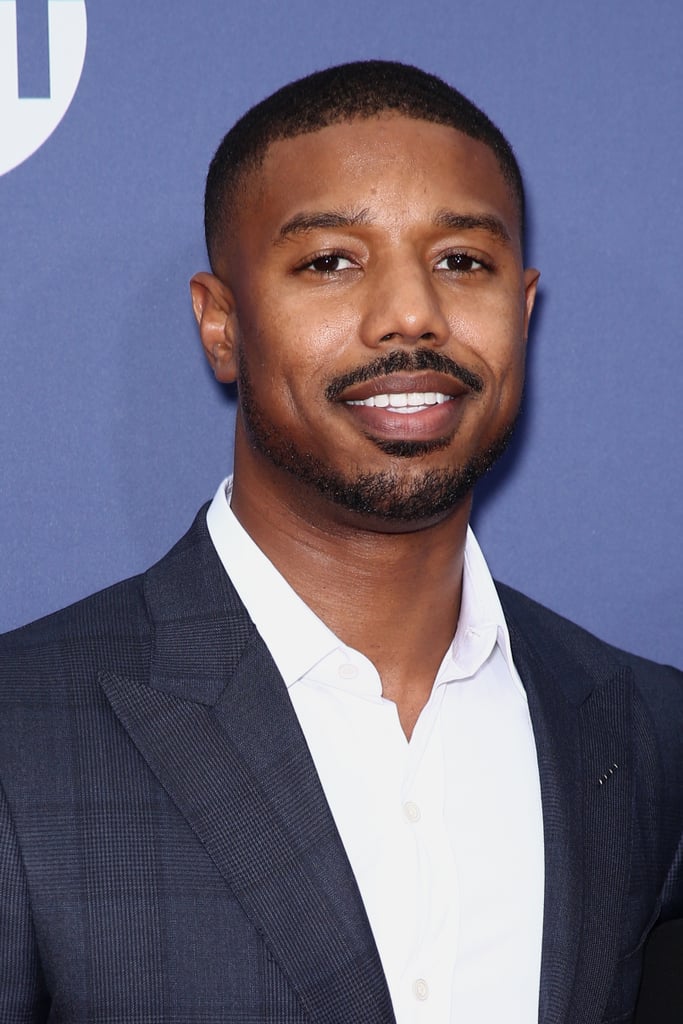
[200,115,538,528]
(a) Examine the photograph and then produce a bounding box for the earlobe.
[189,272,238,383]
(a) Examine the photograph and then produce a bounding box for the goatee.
[237,350,517,522]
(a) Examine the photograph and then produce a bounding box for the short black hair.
[204,60,525,271]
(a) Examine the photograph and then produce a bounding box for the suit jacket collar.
[101,508,637,1024]
[500,584,637,1024]
[100,506,395,1024]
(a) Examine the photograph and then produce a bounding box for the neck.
[230,464,471,738]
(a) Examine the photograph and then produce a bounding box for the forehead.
[233,115,521,246]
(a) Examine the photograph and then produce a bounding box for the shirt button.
[338,663,358,680]
[413,978,429,1001]
[403,801,421,823]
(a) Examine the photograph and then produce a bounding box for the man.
[0,61,681,1024]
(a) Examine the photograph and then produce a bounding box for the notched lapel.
[573,672,636,1018]
[508,623,585,1024]
[502,590,637,1024]
[99,514,395,1024]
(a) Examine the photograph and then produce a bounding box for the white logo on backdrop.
[0,0,87,176]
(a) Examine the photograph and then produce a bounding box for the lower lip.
[342,397,466,442]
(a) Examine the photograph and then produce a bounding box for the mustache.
[325,348,484,401]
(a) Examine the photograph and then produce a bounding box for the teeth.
[347,392,452,410]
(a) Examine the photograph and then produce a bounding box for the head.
[204,60,526,276]
[192,62,538,531]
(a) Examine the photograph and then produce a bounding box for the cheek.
[234,314,329,426]
[488,339,527,409]
[234,297,296,386]
[239,295,357,396]
[450,324,526,389]
[448,305,527,423]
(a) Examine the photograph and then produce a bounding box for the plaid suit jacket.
[1,507,681,1023]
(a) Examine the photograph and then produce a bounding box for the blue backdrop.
[2,0,681,667]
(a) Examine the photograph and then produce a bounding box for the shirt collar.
[206,477,522,697]
[442,528,523,696]
[206,478,340,686]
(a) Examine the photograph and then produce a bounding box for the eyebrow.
[276,208,372,243]
[433,209,512,244]
[274,206,512,245]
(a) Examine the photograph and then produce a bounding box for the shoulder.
[497,581,681,677]
[0,504,214,668]
[497,580,683,731]
[0,502,239,697]
[501,581,679,667]
[0,571,151,690]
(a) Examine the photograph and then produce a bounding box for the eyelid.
[297,249,359,272]
[434,249,493,272]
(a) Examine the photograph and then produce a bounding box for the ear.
[522,267,540,339]
[190,272,238,383]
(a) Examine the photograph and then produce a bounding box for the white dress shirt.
[207,478,544,1023]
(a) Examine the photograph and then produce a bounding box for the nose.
[360,256,450,349]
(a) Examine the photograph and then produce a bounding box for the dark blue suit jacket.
[1,507,681,1022]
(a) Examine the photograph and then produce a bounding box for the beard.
[237,350,518,523]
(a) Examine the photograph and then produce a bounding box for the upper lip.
[338,372,471,403]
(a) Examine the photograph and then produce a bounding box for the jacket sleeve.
[0,778,49,1021]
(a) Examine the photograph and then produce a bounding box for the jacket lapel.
[99,510,395,1024]
[500,586,636,1024]
[97,509,639,1024]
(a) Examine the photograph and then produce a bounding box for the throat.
[229,463,467,723]
[380,669,443,741]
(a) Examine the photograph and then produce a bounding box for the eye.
[434,252,489,273]
[301,253,357,274]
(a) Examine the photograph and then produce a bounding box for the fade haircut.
[204,60,525,271]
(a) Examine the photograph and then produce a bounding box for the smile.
[345,392,453,413]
